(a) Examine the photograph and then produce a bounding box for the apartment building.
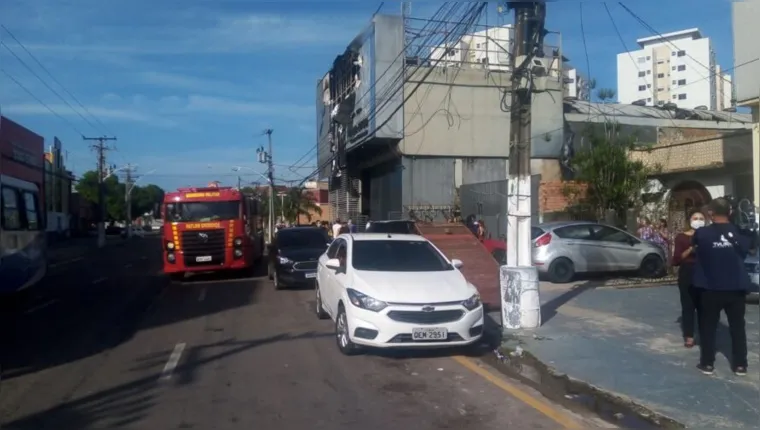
[616,28,733,110]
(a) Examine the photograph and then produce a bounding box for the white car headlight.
[277,256,293,265]
[346,288,387,312]
[462,294,481,311]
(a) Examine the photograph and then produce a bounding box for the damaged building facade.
[316,14,569,223]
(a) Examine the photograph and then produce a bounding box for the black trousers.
[698,290,748,368]
[677,264,700,338]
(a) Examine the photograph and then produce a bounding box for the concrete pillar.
[753,106,759,214]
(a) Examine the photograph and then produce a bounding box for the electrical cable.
[579,2,592,121]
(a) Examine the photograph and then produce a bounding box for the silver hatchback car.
[532,221,667,283]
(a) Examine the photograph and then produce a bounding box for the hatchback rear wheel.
[548,258,575,283]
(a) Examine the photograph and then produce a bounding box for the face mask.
[690,220,705,230]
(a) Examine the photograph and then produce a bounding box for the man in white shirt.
[332,219,343,237]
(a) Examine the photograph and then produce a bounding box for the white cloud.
[3,94,312,126]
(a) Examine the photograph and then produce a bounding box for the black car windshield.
[165,201,239,222]
[352,240,452,272]
[365,222,415,234]
[277,229,329,248]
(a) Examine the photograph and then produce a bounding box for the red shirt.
[672,232,695,266]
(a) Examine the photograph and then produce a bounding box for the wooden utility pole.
[83,135,117,248]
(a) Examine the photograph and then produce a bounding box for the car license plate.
[305,272,317,279]
[411,327,448,341]
[195,256,212,262]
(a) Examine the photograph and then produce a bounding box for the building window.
[638,85,647,91]
[678,93,687,100]
[22,191,40,231]
[476,43,481,48]
[638,71,646,77]
[646,56,651,60]
[637,56,646,63]
[672,66,676,71]
[647,97,652,102]
[672,80,677,85]
[647,84,651,88]
[657,87,664,92]
[677,65,686,71]
[657,100,664,106]
[677,79,686,85]
[647,70,651,75]
[672,51,676,56]
[1,187,21,230]
[657,60,664,64]
[657,73,665,78]
[673,95,678,99]
[677,50,686,57]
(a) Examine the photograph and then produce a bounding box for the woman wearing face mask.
[671,209,706,348]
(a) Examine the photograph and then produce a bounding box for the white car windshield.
[352,240,453,272]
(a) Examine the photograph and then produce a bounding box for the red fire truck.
[161,185,264,279]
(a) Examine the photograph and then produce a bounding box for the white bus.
[0,174,46,294]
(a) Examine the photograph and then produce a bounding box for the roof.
[339,233,426,242]
[564,100,754,129]
[636,28,702,48]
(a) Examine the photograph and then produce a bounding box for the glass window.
[166,201,240,222]
[638,71,646,78]
[22,191,40,231]
[677,65,686,71]
[678,93,687,100]
[277,229,329,249]
[677,79,686,85]
[352,240,453,272]
[553,225,593,240]
[638,85,647,91]
[591,225,632,243]
[1,187,21,230]
[326,239,343,258]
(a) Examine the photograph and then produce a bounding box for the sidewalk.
[498,283,759,428]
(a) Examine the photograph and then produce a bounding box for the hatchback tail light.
[534,233,552,247]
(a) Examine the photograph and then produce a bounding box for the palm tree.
[281,187,322,223]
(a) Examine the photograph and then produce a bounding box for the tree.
[75,170,165,221]
[281,187,322,223]
[564,123,659,223]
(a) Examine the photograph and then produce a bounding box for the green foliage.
[74,170,164,221]
[253,187,322,224]
[567,123,659,221]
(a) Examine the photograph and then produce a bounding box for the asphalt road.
[1,237,608,429]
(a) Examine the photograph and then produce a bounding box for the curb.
[481,335,685,429]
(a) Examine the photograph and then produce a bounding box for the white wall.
[617,35,718,109]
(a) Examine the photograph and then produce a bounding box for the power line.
[579,2,592,115]
[1,41,102,134]
[1,68,85,136]
[0,24,112,135]
[83,135,117,248]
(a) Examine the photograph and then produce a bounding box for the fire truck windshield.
[166,201,240,223]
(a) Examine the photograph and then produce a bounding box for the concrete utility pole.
[83,135,117,248]
[259,129,275,243]
[124,164,137,238]
[503,1,546,330]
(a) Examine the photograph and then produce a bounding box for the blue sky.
[0,0,736,191]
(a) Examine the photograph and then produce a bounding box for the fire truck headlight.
[166,241,175,250]
[233,237,243,247]
[167,252,176,263]
[234,249,243,258]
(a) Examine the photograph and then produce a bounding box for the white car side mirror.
[451,259,464,269]
[325,258,341,270]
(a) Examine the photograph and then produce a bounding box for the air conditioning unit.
[514,56,551,92]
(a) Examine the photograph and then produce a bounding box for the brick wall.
[538,180,588,213]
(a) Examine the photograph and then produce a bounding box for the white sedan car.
[315,233,484,355]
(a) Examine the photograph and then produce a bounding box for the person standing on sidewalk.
[671,210,706,348]
[692,198,752,376]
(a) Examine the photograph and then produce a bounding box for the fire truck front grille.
[181,230,226,266]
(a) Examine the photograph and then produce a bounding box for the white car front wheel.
[335,306,361,356]
[315,283,329,320]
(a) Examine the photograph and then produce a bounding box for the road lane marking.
[92,277,108,285]
[24,299,58,315]
[160,343,186,381]
[452,356,583,429]
[49,257,84,269]
[198,288,206,302]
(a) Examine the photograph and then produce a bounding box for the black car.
[268,227,330,289]
[364,220,417,234]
